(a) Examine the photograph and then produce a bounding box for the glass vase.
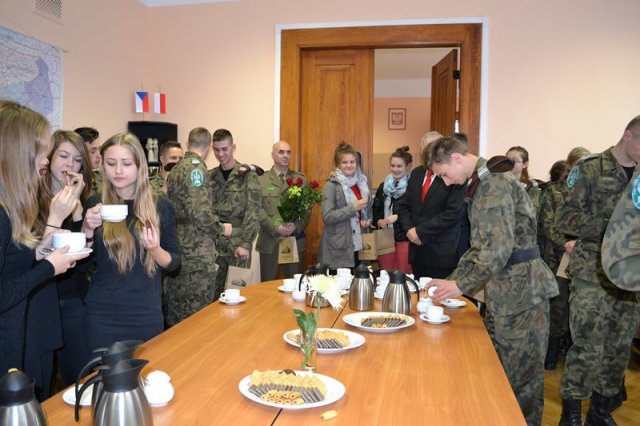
[300,329,317,373]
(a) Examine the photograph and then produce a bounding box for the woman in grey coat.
[318,142,370,269]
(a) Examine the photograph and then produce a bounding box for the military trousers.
[560,276,640,399]
[165,264,217,327]
[485,302,548,426]
[549,276,570,336]
[258,249,305,282]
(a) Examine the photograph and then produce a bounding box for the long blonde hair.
[0,101,51,247]
[100,133,159,276]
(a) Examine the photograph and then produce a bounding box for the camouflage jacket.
[256,167,310,254]
[602,164,640,291]
[538,181,566,270]
[556,147,630,285]
[210,160,261,254]
[90,170,102,197]
[149,173,165,196]
[451,158,558,316]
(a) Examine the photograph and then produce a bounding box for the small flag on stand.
[135,92,149,113]
[154,92,166,114]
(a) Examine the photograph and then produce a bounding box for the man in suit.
[256,141,310,281]
[398,131,466,279]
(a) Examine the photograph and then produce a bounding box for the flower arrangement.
[293,274,344,372]
[278,178,324,223]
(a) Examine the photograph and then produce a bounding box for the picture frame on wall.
[388,108,406,130]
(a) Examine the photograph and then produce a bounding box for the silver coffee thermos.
[0,368,47,426]
[348,264,376,311]
[381,270,420,315]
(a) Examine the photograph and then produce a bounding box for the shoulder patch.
[632,174,640,209]
[190,169,204,187]
[566,166,580,188]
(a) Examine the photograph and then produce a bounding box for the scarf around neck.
[334,168,370,251]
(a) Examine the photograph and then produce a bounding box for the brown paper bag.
[278,236,300,264]
[374,228,396,255]
[358,232,377,260]
[225,260,254,290]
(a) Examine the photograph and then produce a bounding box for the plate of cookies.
[283,328,365,354]
[239,369,345,409]
[342,312,415,333]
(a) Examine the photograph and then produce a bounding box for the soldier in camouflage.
[426,136,558,426]
[210,129,261,300]
[556,115,640,426]
[75,127,103,196]
[257,141,310,281]
[149,141,184,196]
[165,128,231,327]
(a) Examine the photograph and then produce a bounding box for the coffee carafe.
[299,263,331,308]
[0,369,47,426]
[349,264,376,311]
[75,340,142,418]
[381,270,420,315]
[76,359,152,426]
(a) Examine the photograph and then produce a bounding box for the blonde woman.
[0,101,88,387]
[81,132,179,352]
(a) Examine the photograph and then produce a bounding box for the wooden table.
[43,280,525,425]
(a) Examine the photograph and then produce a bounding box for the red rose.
[286,177,294,186]
[295,177,303,186]
[309,180,319,189]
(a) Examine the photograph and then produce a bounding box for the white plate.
[342,312,415,333]
[441,298,466,308]
[278,285,295,293]
[419,314,451,325]
[239,371,345,410]
[283,328,366,354]
[219,295,246,305]
[62,384,93,406]
[64,247,92,256]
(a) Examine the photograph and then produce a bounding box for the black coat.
[372,181,408,242]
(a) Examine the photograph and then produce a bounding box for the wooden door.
[300,49,374,267]
[430,49,458,136]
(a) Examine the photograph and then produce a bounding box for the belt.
[507,246,540,265]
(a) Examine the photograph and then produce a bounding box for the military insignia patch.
[566,167,580,188]
[191,169,204,187]
[632,174,640,209]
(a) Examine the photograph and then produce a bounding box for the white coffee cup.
[220,289,240,301]
[100,204,128,222]
[427,286,438,297]
[282,278,296,291]
[426,305,444,321]
[52,232,86,253]
[292,289,306,301]
[337,275,351,290]
[419,277,433,290]
[336,268,351,276]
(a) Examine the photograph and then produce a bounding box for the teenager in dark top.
[26,130,93,392]
[0,101,89,389]
[81,132,180,353]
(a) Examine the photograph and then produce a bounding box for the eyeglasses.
[508,157,524,164]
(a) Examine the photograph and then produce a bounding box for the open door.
[430,49,458,136]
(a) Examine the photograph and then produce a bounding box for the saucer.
[278,285,295,293]
[420,314,451,325]
[220,296,246,305]
[441,298,466,308]
[64,247,92,256]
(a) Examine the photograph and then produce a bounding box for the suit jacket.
[397,165,466,269]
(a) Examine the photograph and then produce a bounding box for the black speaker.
[127,121,178,163]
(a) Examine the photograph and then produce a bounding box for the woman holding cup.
[318,142,371,271]
[0,101,89,397]
[81,132,179,353]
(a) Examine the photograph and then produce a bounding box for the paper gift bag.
[358,232,377,261]
[225,260,254,289]
[278,236,300,264]
[374,228,396,256]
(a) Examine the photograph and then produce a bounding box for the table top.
[42,280,525,425]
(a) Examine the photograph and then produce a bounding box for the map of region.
[0,26,62,129]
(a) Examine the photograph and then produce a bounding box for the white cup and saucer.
[278,278,296,293]
[219,288,246,305]
[292,289,306,302]
[144,370,175,406]
[418,277,433,291]
[100,204,128,222]
[52,232,92,255]
[420,305,450,325]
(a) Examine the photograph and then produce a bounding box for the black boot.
[560,331,573,356]
[607,378,627,412]
[545,335,561,370]
[585,392,618,426]
[559,399,582,426]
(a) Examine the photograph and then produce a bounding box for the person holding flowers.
[257,141,320,281]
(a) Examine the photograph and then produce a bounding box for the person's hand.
[386,214,398,225]
[406,227,422,245]
[360,218,372,228]
[139,223,160,252]
[82,204,103,233]
[427,279,462,301]
[222,223,232,237]
[64,171,85,199]
[277,223,296,236]
[353,199,368,211]
[564,240,577,255]
[377,219,388,229]
[48,186,79,225]
[45,246,91,275]
[35,230,67,260]
[235,246,250,261]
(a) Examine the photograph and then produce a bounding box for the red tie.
[421,170,434,202]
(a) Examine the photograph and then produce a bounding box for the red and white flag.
[135,92,149,113]
[154,92,166,114]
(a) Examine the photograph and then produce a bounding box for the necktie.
[421,170,434,202]
[279,173,285,185]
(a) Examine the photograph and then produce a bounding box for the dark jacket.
[372,181,407,242]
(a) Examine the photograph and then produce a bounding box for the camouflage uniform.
[90,170,103,196]
[602,164,640,292]
[165,151,223,327]
[256,167,310,281]
[210,161,261,299]
[149,173,165,196]
[450,158,558,426]
[539,181,570,337]
[556,148,640,401]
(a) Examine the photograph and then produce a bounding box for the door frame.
[275,18,488,165]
